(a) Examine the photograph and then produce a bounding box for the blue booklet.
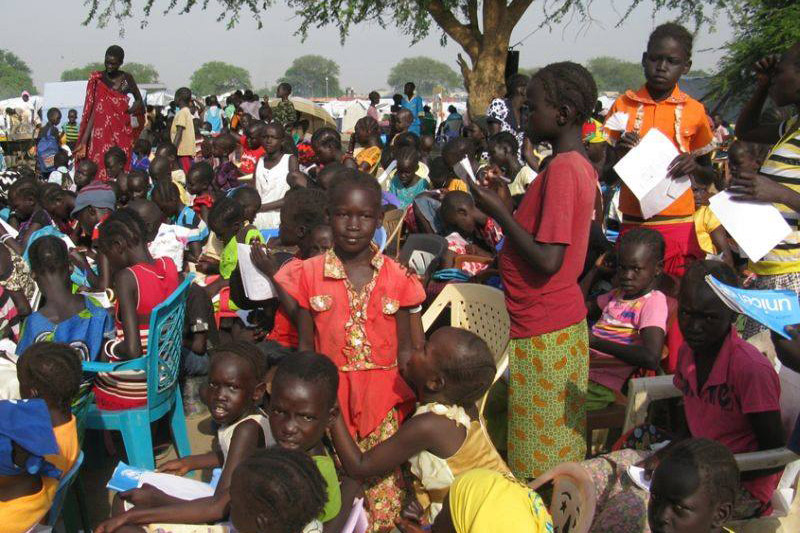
[107,461,148,492]
[705,275,800,339]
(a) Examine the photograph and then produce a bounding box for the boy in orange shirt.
[604,23,716,277]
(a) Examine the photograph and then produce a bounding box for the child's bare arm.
[114,269,143,360]
[297,308,315,351]
[709,226,735,269]
[323,475,362,533]
[742,410,786,480]
[329,412,450,479]
[589,326,665,371]
[158,451,221,476]
[172,125,184,148]
[736,55,782,145]
[396,308,423,370]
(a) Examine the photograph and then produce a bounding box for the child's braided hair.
[657,438,739,508]
[230,447,327,533]
[437,328,497,407]
[97,207,147,250]
[18,342,82,413]
[532,61,598,123]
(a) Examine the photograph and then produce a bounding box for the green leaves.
[190,61,252,96]
[280,55,343,97]
[60,62,160,83]
[387,56,462,95]
[0,50,35,99]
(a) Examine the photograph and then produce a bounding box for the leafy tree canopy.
[585,57,645,93]
[387,57,461,96]
[0,50,35,99]
[190,61,252,96]
[280,55,342,98]
[60,62,160,83]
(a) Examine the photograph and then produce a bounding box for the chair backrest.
[422,284,510,368]
[146,274,194,410]
[399,234,448,277]
[528,462,597,533]
[381,208,406,256]
[46,451,84,526]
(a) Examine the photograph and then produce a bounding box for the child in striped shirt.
[63,109,80,149]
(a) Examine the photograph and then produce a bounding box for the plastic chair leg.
[120,411,155,470]
[170,389,192,459]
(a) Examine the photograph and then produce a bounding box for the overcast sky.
[3,0,734,94]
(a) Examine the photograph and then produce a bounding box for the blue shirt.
[18,297,114,362]
[204,106,223,134]
[402,96,424,136]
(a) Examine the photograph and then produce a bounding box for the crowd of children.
[1,23,800,533]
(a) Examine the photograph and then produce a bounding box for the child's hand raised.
[157,457,192,476]
[753,55,780,87]
[729,170,791,204]
[250,243,279,277]
[617,131,640,153]
[666,153,698,179]
[118,483,171,509]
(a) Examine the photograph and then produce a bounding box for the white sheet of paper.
[626,465,652,492]
[80,291,113,308]
[0,218,18,238]
[454,157,477,184]
[613,129,680,203]
[236,244,276,300]
[377,160,397,187]
[637,174,691,220]
[709,191,793,262]
[604,112,629,132]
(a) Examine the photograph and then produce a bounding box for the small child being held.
[439,191,503,276]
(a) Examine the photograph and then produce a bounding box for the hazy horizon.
[2,0,735,94]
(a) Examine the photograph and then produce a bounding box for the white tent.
[145,90,174,107]
[340,100,368,134]
[42,81,88,129]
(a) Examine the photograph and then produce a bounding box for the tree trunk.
[460,42,509,117]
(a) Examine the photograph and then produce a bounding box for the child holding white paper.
[603,23,716,277]
[730,42,800,339]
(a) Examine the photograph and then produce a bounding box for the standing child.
[469,62,598,478]
[240,122,267,177]
[203,95,223,135]
[63,108,80,149]
[92,208,179,410]
[36,108,62,177]
[330,327,510,523]
[253,123,299,230]
[95,341,275,531]
[273,82,298,128]
[171,87,196,175]
[584,228,668,411]
[402,82,424,137]
[281,169,426,531]
[603,23,715,277]
[18,236,114,361]
[389,147,428,209]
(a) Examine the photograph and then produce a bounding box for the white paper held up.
[613,129,680,202]
[377,160,397,187]
[709,191,792,262]
[454,157,478,185]
[604,112,630,132]
[0,218,18,238]
[236,244,276,300]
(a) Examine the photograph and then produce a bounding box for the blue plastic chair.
[46,451,84,527]
[260,228,280,242]
[82,274,195,469]
[373,226,387,250]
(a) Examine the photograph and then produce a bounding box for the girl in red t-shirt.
[468,62,598,479]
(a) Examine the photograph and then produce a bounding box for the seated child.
[649,438,740,533]
[208,197,263,280]
[41,184,77,239]
[389,147,429,209]
[154,143,190,204]
[396,469,552,533]
[185,161,216,222]
[47,150,73,191]
[125,170,151,204]
[411,156,467,235]
[18,236,113,360]
[74,159,98,192]
[229,448,329,533]
[0,342,82,532]
[439,191,503,276]
[149,155,189,206]
[7,177,52,247]
[440,138,476,190]
[92,208,180,410]
[127,198,187,274]
[97,341,274,531]
[151,179,206,261]
[268,351,356,531]
[352,116,383,175]
[330,327,510,522]
[131,138,152,173]
[104,146,127,183]
[727,140,769,184]
[585,228,669,410]
[212,133,242,191]
[311,127,357,170]
[488,131,536,197]
[231,186,262,227]
[239,121,266,176]
[692,181,734,268]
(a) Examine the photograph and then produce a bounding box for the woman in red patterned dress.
[75,45,145,181]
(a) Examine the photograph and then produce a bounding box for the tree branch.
[507,0,535,28]
[427,0,479,60]
[466,0,481,41]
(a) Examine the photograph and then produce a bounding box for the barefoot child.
[330,327,510,522]
[281,169,426,530]
[95,341,274,531]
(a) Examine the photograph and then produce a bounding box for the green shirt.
[219,228,263,279]
[313,454,342,523]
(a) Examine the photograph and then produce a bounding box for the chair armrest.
[735,448,799,472]
[623,375,681,433]
[82,358,147,374]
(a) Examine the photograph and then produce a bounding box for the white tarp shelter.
[43,81,88,129]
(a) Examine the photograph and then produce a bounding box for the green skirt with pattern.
[507,320,588,479]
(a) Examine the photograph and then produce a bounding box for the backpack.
[36,126,60,174]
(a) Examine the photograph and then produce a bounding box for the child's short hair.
[728,140,769,163]
[214,133,239,155]
[311,127,342,150]
[279,187,328,231]
[648,22,693,58]
[175,87,192,103]
[439,328,496,407]
[277,82,292,94]
[133,137,152,155]
[327,169,382,211]
[231,186,261,209]
[151,177,181,207]
[657,438,739,509]
[230,447,327,533]
[681,260,739,302]
[188,161,214,186]
[488,131,519,155]
[273,351,339,408]
[440,190,474,219]
[428,157,450,184]
[393,131,421,151]
[618,227,665,262]
[104,146,127,166]
[208,196,245,232]
[97,207,147,249]
[210,341,267,382]
[29,235,69,276]
[532,62,598,123]
[8,176,40,202]
[53,149,70,168]
[257,340,294,371]
[18,342,82,413]
[442,137,474,163]
[77,159,98,177]
[46,107,60,121]
[155,142,178,159]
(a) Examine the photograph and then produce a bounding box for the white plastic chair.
[528,462,597,533]
[624,375,800,518]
